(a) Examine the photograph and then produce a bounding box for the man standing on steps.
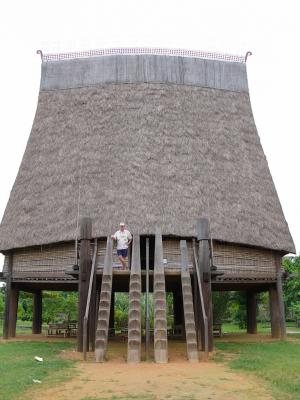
[111,222,132,269]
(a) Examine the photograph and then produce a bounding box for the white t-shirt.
[113,229,132,250]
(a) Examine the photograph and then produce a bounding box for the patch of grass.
[221,322,300,334]
[0,341,76,400]
[216,340,300,400]
[0,320,51,336]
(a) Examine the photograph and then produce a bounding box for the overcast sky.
[0,0,299,270]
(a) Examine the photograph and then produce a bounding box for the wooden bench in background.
[47,322,78,338]
[47,323,69,337]
[213,323,222,337]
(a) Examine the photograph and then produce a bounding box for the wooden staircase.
[127,234,142,363]
[153,229,168,363]
[95,237,113,362]
[180,240,199,362]
[92,231,203,364]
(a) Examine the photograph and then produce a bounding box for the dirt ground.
[22,339,274,400]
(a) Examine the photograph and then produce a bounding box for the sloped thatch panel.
[0,53,295,253]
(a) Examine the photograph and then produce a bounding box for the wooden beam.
[32,291,43,334]
[3,252,13,339]
[77,217,92,352]
[196,218,209,241]
[246,291,257,334]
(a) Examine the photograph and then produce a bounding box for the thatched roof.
[0,51,295,253]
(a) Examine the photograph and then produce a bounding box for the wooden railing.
[83,238,98,361]
[192,240,209,360]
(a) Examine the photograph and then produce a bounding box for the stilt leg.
[246,292,257,334]
[32,291,42,334]
[8,286,19,337]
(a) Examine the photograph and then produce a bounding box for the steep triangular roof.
[0,48,295,253]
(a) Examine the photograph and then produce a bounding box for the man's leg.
[118,255,127,269]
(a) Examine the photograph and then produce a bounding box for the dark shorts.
[117,249,128,257]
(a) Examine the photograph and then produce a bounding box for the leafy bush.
[212,291,231,324]
[283,256,300,321]
[16,291,78,323]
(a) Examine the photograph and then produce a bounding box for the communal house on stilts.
[0,48,295,362]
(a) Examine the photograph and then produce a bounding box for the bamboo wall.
[3,243,76,280]
[2,239,277,281]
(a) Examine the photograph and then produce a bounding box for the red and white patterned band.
[38,47,247,63]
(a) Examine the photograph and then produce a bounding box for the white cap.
[119,222,125,226]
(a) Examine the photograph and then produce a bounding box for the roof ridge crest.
[37,47,250,63]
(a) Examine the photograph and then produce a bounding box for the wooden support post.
[145,237,150,360]
[268,254,286,340]
[3,253,13,339]
[77,217,92,352]
[246,292,257,334]
[197,218,213,352]
[8,286,19,338]
[275,254,286,340]
[269,285,281,338]
[32,291,43,334]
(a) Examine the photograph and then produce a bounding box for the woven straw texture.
[3,239,277,281]
[0,81,294,253]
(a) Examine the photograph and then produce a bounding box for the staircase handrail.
[83,238,98,361]
[192,239,209,360]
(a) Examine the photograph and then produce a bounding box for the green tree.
[42,291,78,323]
[227,292,247,328]
[212,291,231,324]
[283,256,300,321]
[18,292,33,321]
[16,291,78,323]
[227,291,265,328]
[114,293,129,329]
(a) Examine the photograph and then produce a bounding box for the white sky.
[0,0,299,271]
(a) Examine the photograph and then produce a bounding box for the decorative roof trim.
[37,47,249,63]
